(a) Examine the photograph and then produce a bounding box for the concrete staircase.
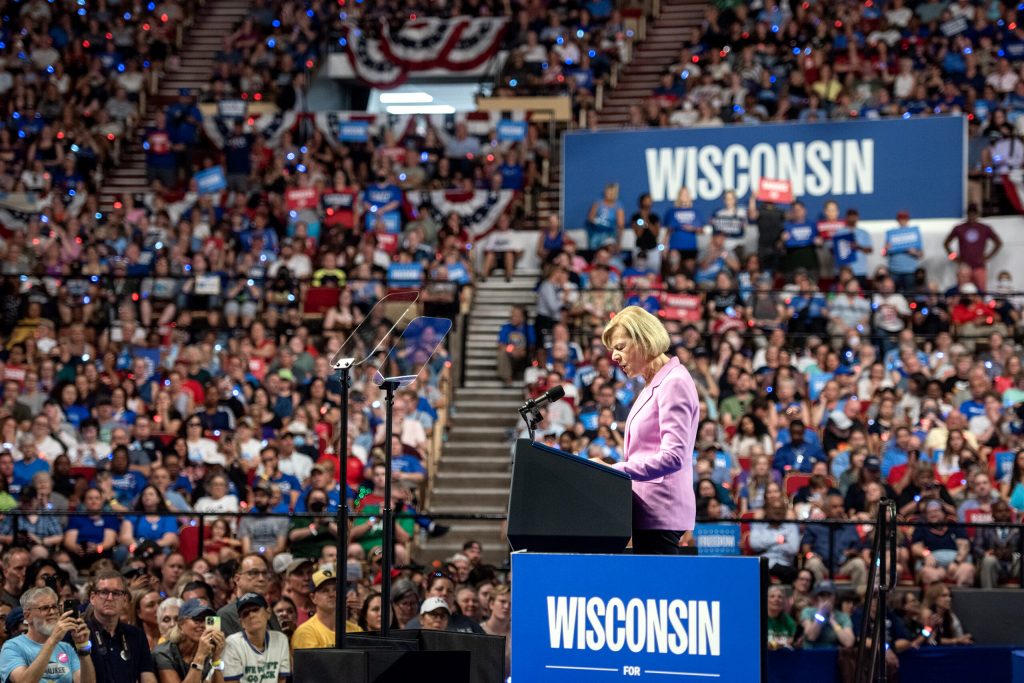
[99,0,252,213]
[420,273,539,565]
[523,126,563,232]
[599,0,707,127]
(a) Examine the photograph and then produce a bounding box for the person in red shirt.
[951,284,1003,351]
[951,284,996,324]
[944,205,1002,290]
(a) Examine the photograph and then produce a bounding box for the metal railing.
[6,509,1022,587]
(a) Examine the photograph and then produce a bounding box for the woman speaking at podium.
[601,306,699,555]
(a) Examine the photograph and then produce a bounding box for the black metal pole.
[335,365,351,646]
[380,380,398,638]
[854,502,886,683]
[1018,521,1024,588]
[875,504,888,683]
[827,524,836,578]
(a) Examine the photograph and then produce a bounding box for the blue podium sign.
[511,553,765,682]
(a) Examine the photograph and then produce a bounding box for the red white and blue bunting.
[408,189,514,237]
[341,16,507,89]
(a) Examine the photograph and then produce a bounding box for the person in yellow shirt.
[290,567,361,650]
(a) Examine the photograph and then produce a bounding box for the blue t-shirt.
[362,183,403,232]
[773,441,827,473]
[129,515,178,542]
[498,323,535,351]
[268,473,302,502]
[0,635,80,683]
[12,459,50,489]
[67,514,119,546]
[958,399,985,421]
[664,207,701,251]
[393,455,427,479]
[881,445,909,477]
[111,471,147,508]
[499,163,524,190]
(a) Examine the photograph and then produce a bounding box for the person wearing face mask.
[237,482,288,559]
[286,490,337,560]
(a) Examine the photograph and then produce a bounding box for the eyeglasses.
[30,603,60,614]
[93,589,129,599]
[239,570,269,578]
[187,422,202,428]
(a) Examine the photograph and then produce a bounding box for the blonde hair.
[489,584,510,605]
[602,306,670,361]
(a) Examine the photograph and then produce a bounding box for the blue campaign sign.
[512,553,765,682]
[562,117,965,224]
[994,449,1016,481]
[194,166,227,194]
[386,263,423,287]
[497,119,527,141]
[693,524,740,556]
[885,226,923,254]
[833,232,857,265]
[445,262,471,284]
[339,120,370,142]
[784,222,816,248]
[364,211,401,233]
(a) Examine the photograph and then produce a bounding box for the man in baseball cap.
[291,568,361,649]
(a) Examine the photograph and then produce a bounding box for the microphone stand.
[519,406,542,443]
[379,379,400,638]
[332,359,353,648]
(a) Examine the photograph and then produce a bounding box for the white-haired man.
[0,586,95,683]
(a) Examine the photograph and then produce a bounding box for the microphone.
[520,385,565,414]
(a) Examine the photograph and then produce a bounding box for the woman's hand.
[210,630,226,659]
[195,629,217,660]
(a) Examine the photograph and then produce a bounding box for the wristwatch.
[190,662,204,672]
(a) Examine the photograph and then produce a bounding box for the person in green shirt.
[799,581,855,649]
[766,586,796,650]
[287,489,337,559]
[718,371,755,428]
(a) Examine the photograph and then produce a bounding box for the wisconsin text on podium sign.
[547,596,721,656]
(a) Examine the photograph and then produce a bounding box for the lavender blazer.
[612,357,699,531]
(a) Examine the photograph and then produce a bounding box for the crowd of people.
[0,541,509,683]
[503,187,1024,660]
[0,0,197,204]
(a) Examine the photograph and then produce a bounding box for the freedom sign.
[512,553,766,682]
[562,117,965,224]
[885,226,923,254]
[194,167,227,194]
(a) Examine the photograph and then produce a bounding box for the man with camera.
[0,586,95,683]
[84,570,156,683]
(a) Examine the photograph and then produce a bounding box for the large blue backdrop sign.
[561,117,965,224]
[511,553,765,682]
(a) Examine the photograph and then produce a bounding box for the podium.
[507,439,632,554]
